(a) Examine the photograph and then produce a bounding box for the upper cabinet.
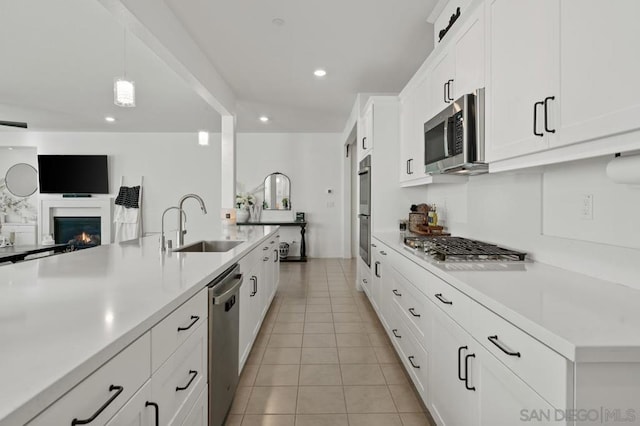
[485,0,559,162]
[398,2,484,186]
[554,0,640,149]
[486,0,640,167]
[358,103,374,161]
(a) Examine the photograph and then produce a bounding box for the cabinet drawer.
[425,275,473,330]
[152,322,207,426]
[180,388,208,426]
[471,303,571,409]
[151,288,207,372]
[389,266,431,349]
[401,324,429,400]
[29,333,151,426]
[105,380,154,426]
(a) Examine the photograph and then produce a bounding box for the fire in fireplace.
[54,217,101,250]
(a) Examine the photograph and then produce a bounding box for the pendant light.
[114,29,135,107]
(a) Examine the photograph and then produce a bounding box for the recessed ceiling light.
[259,116,270,123]
[272,18,285,27]
[198,131,209,146]
[105,116,116,122]
[314,69,327,77]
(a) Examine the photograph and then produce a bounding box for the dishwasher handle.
[210,273,243,305]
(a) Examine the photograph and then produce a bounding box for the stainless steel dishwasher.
[208,263,243,426]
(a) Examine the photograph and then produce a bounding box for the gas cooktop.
[404,235,527,262]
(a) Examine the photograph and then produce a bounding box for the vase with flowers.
[235,193,256,223]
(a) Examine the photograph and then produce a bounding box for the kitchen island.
[0,225,279,426]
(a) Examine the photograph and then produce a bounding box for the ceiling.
[0,0,220,132]
[165,0,437,132]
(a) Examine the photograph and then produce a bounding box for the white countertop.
[0,225,278,426]
[374,232,640,363]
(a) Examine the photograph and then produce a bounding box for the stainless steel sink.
[172,240,244,253]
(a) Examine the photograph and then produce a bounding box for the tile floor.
[226,258,436,426]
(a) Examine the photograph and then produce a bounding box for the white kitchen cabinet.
[475,343,563,426]
[28,334,151,426]
[429,306,478,426]
[151,322,207,426]
[428,51,455,118]
[452,5,485,99]
[554,0,640,149]
[358,103,374,160]
[399,89,418,183]
[485,0,559,162]
[180,388,208,426]
[239,238,280,372]
[104,381,155,426]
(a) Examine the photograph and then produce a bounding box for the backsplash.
[408,155,640,290]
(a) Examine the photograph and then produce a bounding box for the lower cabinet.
[104,381,155,426]
[429,306,478,426]
[180,388,208,426]
[367,238,570,426]
[239,236,280,372]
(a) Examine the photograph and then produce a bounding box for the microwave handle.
[443,118,450,157]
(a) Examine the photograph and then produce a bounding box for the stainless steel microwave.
[424,88,487,175]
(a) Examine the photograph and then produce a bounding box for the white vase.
[236,209,250,223]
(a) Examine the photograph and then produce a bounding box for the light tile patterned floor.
[226,258,436,426]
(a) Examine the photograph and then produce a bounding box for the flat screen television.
[37,155,109,194]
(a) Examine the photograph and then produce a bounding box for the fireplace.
[54,216,101,250]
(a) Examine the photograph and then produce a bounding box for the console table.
[237,221,307,262]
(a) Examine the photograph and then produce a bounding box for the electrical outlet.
[581,194,593,220]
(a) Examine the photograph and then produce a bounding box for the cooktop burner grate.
[404,236,527,262]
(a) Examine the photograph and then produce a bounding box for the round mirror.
[263,172,291,210]
[5,163,38,197]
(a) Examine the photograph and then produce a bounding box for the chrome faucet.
[160,206,186,251]
[177,193,208,247]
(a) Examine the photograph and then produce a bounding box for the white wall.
[408,155,640,290]
[236,133,344,258]
[0,132,221,243]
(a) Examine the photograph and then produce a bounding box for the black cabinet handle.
[362,137,367,150]
[435,293,452,305]
[145,401,159,426]
[274,249,279,262]
[177,315,200,332]
[371,243,377,248]
[533,101,544,137]
[250,276,257,297]
[464,354,476,391]
[392,289,402,297]
[263,246,269,251]
[270,240,275,244]
[71,385,123,425]
[408,356,421,369]
[263,256,270,261]
[444,82,449,103]
[488,335,521,357]
[374,261,381,278]
[176,370,198,391]
[457,346,467,381]
[408,308,420,318]
[380,251,387,256]
[406,159,410,175]
[363,279,368,284]
[392,329,402,338]
[447,79,454,101]
[408,159,414,175]
[544,96,556,133]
